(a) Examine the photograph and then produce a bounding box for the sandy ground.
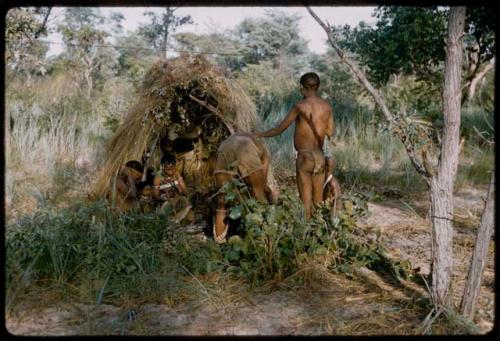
[5,188,495,336]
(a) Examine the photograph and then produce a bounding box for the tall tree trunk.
[429,7,466,307]
[460,171,495,319]
[159,7,173,60]
[85,70,93,99]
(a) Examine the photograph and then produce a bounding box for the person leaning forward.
[212,133,277,244]
[254,72,334,219]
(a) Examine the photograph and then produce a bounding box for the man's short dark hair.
[125,160,143,173]
[137,168,156,189]
[161,153,176,165]
[300,72,320,91]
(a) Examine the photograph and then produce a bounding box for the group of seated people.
[111,153,193,224]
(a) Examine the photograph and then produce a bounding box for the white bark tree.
[307,6,467,308]
[460,170,495,319]
[140,7,193,60]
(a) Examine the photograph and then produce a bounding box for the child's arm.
[152,175,161,201]
[175,173,187,194]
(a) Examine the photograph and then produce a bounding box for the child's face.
[163,162,176,175]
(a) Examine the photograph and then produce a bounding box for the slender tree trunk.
[460,171,495,319]
[83,54,94,100]
[428,7,466,307]
[159,7,173,60]
[84,70,93,99]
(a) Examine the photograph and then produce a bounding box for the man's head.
[161,153,176,175]
[124,160,143,182]
[125,160,143,172]
[300,72,320,93]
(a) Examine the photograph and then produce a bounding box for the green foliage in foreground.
[5,200,223,306]
[6,184,414,306]
[218,178,413,284]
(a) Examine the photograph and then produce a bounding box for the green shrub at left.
[5,200,224,308]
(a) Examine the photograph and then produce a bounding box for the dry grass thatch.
[92,54,270,199]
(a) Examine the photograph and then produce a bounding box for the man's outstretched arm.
[255,105,299,138]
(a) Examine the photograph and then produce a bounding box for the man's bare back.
[255,72,334,218]
[293,97,333,151]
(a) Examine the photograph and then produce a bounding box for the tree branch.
[188,94,219,115]
[462,61,494,103]
[306,6,430,178]
[34,7,52,39]
[188,94,236,133]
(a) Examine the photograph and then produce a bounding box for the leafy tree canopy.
[138,7,192,57]
[339,6,495,87]
[232,10,309,67]
[5,7,51,77]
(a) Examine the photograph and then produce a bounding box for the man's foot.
[173,204,192,224]
[213,223,228,244]
[213,209,228,244]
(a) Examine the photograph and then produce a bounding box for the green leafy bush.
[6,180,414,305]
[217,178,413,284]
[5,200,223,305]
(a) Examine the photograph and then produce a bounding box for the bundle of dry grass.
[92,55,275,200]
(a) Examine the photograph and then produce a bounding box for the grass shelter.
[92,54,277,214]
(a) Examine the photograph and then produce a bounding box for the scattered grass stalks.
[417,306,481,335]
[96,275,111,306]
[275,260,423,335]
[178,264,215,307]
[5,248,45,316]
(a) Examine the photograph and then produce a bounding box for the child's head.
[161,153,176,175]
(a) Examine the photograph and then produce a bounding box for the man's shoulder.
[296,97,332,113]
[316,96,332,108]
[295,99,311,110]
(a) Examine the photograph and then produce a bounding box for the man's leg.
[296,153,315,219]
[214,173,232,240]
[312,170,326,208]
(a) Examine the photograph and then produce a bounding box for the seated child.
[111,160,144,213]
[136,167,157,213]
[153,153,193,223]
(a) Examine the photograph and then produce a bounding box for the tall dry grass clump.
[5,74,107,213]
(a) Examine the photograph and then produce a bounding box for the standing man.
[255,72,334,219]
